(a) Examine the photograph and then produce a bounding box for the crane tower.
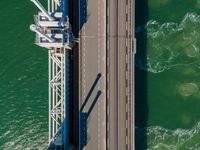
[30,0,73,149]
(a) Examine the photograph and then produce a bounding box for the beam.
[30,0,54,21]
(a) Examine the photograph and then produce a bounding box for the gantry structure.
[30,0,73,148]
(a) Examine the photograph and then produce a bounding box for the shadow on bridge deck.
[67,0,89,149]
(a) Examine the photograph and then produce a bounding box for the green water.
[0,0,48,149]
[136,0,200,149]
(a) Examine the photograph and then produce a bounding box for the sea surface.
[0,0,48,149]
[136,0,200,149]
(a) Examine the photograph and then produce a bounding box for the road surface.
[78,0,135,149]
[107,0,135,149]
[79,0,107,149]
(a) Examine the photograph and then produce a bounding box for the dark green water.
[136,0,200,149]
[0,0,48,149]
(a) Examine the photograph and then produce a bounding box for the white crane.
[30,0,73,149]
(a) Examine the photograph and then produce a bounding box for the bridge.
[30,0,135,149]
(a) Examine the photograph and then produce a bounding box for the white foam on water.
[136,13,200,73]
[147,121,200,149]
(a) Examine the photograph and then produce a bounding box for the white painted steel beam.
[30,24,55,42]
[30,0,54,21]
[54,0,60,6]
[49,48,66,143]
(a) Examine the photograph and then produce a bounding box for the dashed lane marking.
[97,0,101,150]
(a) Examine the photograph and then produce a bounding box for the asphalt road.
[107,0,134,149]
[79,0,107,149]
[78,0,134,149]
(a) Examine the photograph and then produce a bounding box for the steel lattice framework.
[47,0,70,146]
[48,48,66,144]
[47,0,68,145]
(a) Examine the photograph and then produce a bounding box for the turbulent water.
[137,13,200,74]
[0,0,48,149]
[136,0,200,149]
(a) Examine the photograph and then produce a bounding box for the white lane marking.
[126,54,128,63]
[126,87,128,97]
[83,26,86,99]
[97,0,101,149]
[83,25,86,150]
[83,0,86,101]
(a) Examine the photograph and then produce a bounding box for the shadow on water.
[135,0,149,149]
